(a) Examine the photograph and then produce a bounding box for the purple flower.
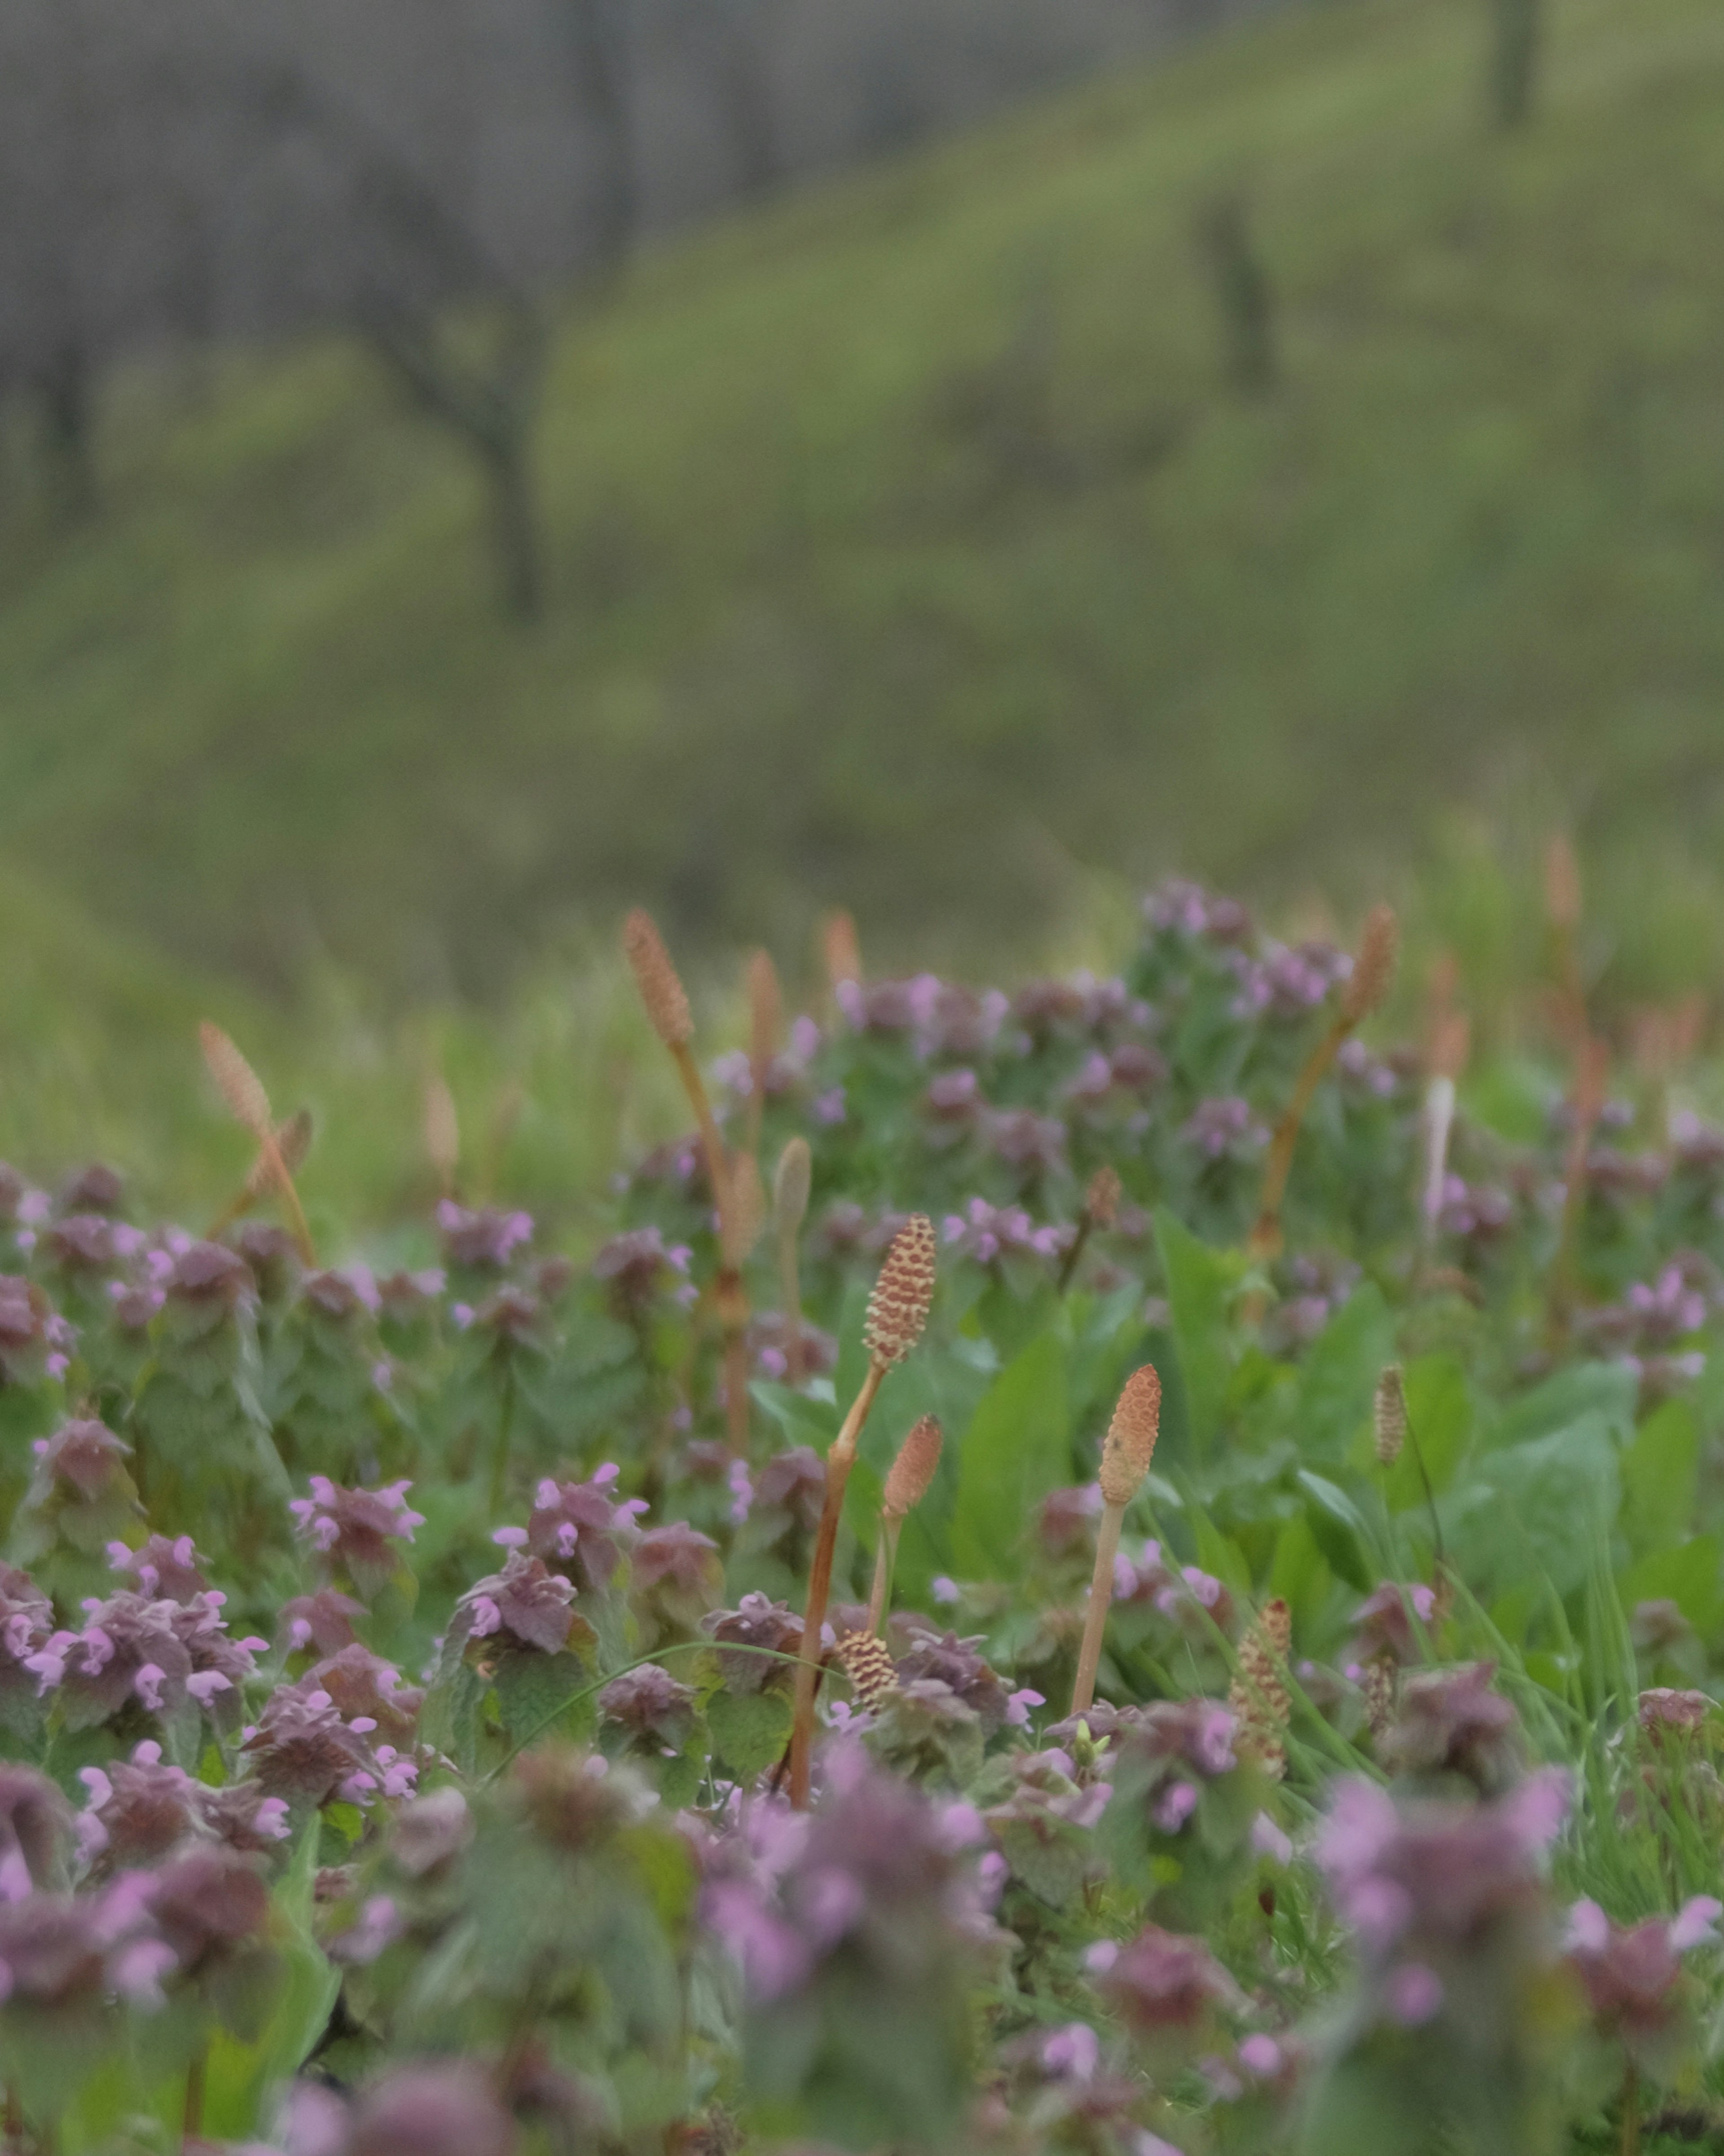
[289,1478,424,1596]
[1315,1770,1570,2027]
[1097,1922,1244,2036]
[436,1200,534,1270]
[1181,1097,1267,1162]
[1564,1895,1722,2065]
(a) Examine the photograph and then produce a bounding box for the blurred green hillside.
[1,0,1722,1004]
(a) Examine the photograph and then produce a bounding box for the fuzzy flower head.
[289,1478,424,1599]
[700,1741,998,2007]
[436,1200,534,1271]
[456,1555,579,1658]
[523,1469,641,1594]
[1563,1895,1722,2074]
[1314,1769,1570,2033]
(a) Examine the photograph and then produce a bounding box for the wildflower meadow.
[2,860,1724,2156]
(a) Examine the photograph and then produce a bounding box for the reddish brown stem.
[1249,1014,1348,1266]
[788,1363,885,1805]
[1070,1499,1126,1717]
[722,1318,751,1459]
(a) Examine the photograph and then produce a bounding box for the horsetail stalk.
[789,1216,936,1805]
[1071,1365,1161,1718]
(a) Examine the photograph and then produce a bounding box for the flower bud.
[882,1415,943,1519]
[1341,903,1399,1027]
[1099,1365,1161,1507]
[622,908,692,1048]
[864,1216,936,1371]
[1373,1364,1407,1467]
[773,1137,812,1236]
[1086,1164,1121,1230]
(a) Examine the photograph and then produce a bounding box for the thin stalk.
[777,1219,805,1382]
[866,1518,902,1635]
[670,1040,731,1223]
[487,1368,517,1513]
[789,1363,885,1806]
[1055,1214,1093,1297]
[1549,1034,1608,1342]
[1248,1014,1347,1265]
[257,1125,317,1267]
[721,1317,750,1459]
[1070,1499,1126,1717]
[1417,1073,1456,1261]
[1403,1407,1446,1572]
[1621,2055,1640,2156]
[182,2046,207,2151]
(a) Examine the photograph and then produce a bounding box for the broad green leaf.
[1188,1500,1253,1597]
[1296,1471,1372,1593]
[950,1334,1071,1578]
[1620,1398,1699,1558]
[1378,1352,1472,1504]
[1487,1362,1637,1454]
[709,1688,794,1779]
[1446,1414,1621,1601]
[1268,1514,1332,1639]
[1618,1534,1723,1641]
[1153,1209,1232,1462]
[1296,1284,1395,1466]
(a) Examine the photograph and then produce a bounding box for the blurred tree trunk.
[558,0,639,277]
[33,339,97,516]
[1490,0,1539,128]
[1196,194,1275,397]
[363,298,548,622]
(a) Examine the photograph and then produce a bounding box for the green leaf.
[1187,1497,1253,1597]
[1620,1398,1699,1558]
[709,1688,793,1779]
[949,1333,1071,1578]
[1618,1534,1723,1640]
[1296,1284,1395,1466]
[1380,1352,1472,1503]
[1446,1414,1621,1602]
[1487,1362,1637,1453]
[1153,1210,1232,1461]
[1296,1470,1372,1593]
[1268,1513,1332,1637]
[493,1648,595,1749]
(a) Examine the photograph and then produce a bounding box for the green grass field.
[0,0,1720,1006]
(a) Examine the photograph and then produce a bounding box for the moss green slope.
[0,0,1720,989]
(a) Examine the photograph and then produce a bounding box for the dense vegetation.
[0,869,1720,2152]
[1,0,1723,990]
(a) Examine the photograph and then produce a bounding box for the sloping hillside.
[0,0,1720,992]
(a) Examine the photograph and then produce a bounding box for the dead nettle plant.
[788,1213,937,1806]
[1071,1364,1161,1718]
[198,1023,316,1266]
[1247,902,1399,1270]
